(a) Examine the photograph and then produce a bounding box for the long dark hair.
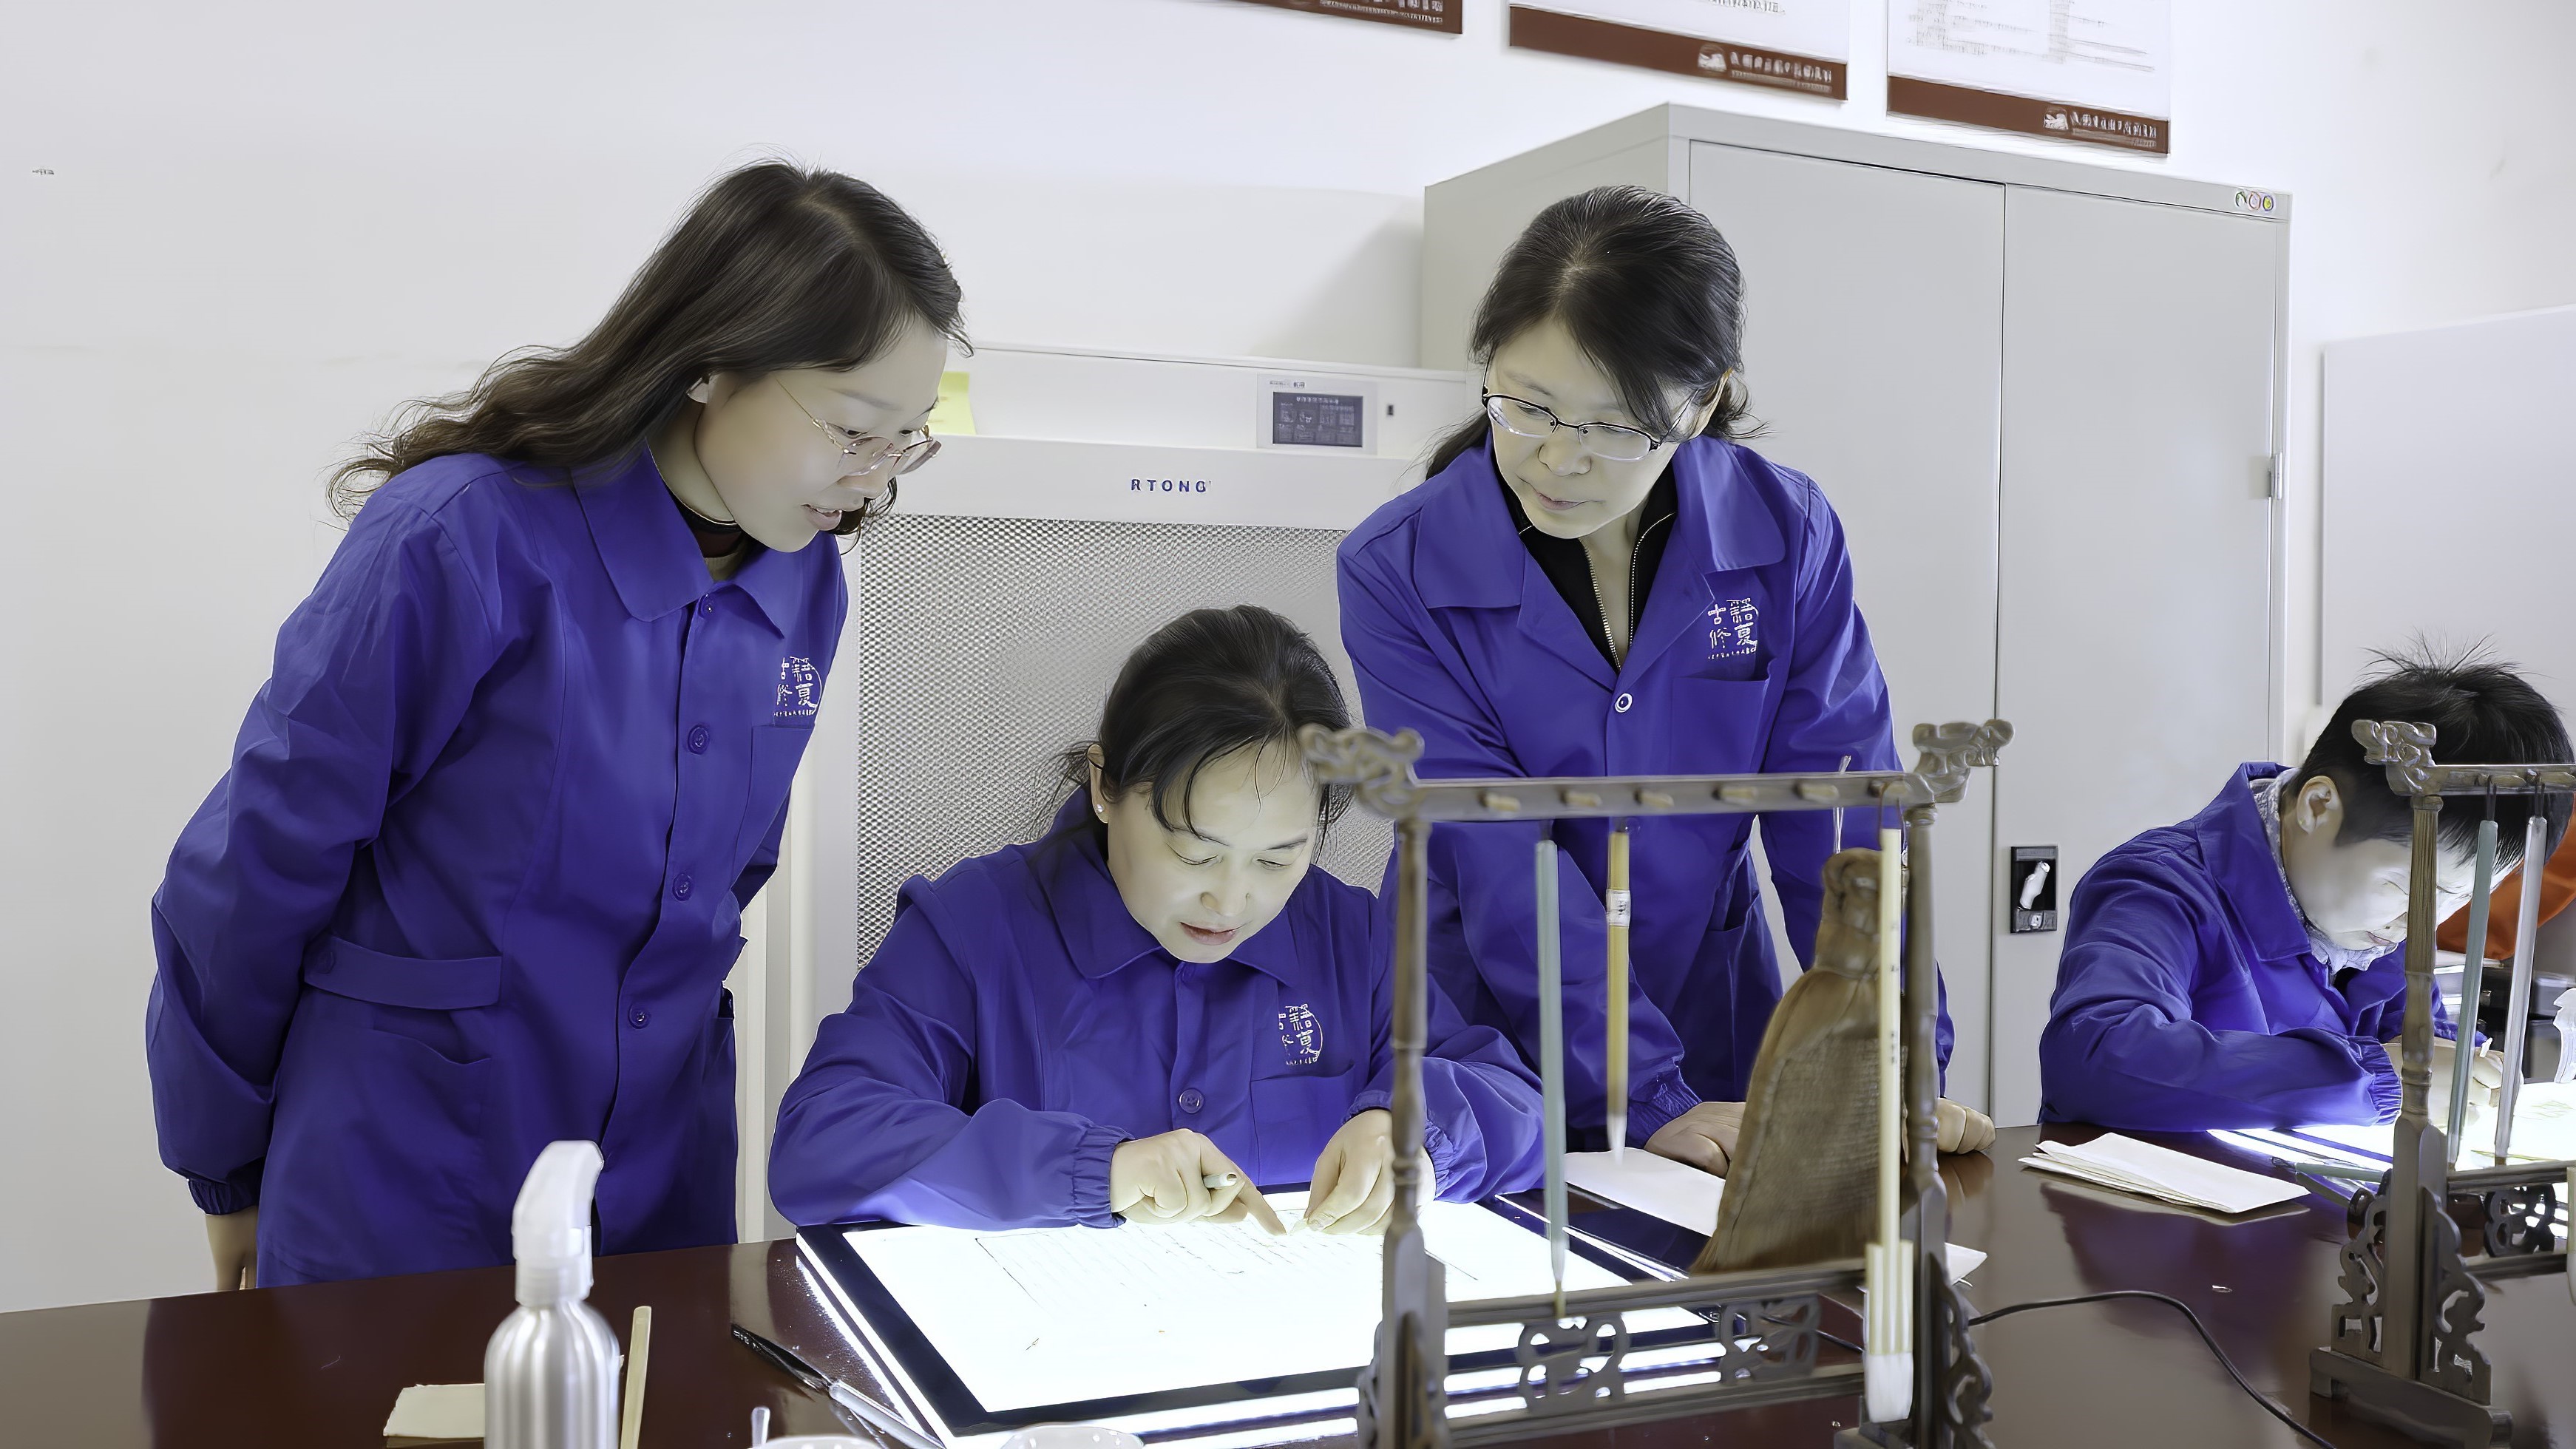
[1428,185,1753,478]
[333,161,967,537]
[1051,605,1354,844]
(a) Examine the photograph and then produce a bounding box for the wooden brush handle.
[1605,824,1631,1133]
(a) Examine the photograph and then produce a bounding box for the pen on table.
[731,1323,940,1449]
[2263,1155,2382,1182]
[2279,1165,2358,1204]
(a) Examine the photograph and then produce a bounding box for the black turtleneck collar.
[668,488,755,561]
[1497,461,1679,668]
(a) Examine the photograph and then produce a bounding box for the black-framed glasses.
[1482,392,1667,464]
[777,379,942,478]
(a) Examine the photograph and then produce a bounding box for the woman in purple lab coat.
[147,163,964,1288]
[769,607,1546,1233]
[1339,186,1991,1174]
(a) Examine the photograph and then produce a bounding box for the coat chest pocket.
[736,721,817,861]
[1250,1062,1366,1184]
[1668,671,1778,769]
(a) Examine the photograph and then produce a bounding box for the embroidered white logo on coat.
[776,656,819,719]
[1706,597,1760,660]
[1278,1002,1323,1067]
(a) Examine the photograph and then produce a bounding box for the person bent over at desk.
[2041,652,2569,1131]
[770,606,1545,1235]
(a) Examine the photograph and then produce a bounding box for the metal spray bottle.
[484,1141,621,1449]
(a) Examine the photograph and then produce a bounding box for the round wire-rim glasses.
[778,379,943,478]
[1482,392,1668,464]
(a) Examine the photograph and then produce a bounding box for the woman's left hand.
[1935,1098,1996,1155]
[1306,1109,1428,1235]
[1644,1101,1743,1175]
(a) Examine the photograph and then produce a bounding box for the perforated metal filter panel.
[847,514,1394,969]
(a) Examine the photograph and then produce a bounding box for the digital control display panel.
[1271,391,1366,448]
[1257,375,1377,452]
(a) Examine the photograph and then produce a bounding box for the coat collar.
[1626,441,1786,673]
[572,448,801,634]
[2186,763,2314,963]
[1410,443,1530,610]
[1407,438,1789,679]
[1035,795,1310,988]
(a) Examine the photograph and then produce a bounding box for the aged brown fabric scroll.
[1692,848,1885,1273]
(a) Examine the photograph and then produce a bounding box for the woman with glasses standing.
[1339,186,1989,1178]
[146,163,961,1288]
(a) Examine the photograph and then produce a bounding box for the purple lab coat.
[1337,437,1939,1141]
[2039,764,2461,1130]
[768,799,1547,1229]
[147,449,844,1285]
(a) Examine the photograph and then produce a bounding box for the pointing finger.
[1236,1183,1287,1237]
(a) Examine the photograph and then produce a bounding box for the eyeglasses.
[1482,392,1667,464]
[777,379,942,478]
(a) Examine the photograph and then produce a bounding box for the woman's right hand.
[1109,1130,1284,1233]
[206,1207,259,1291]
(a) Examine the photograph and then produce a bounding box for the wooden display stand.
[2308,722,2575,1447]
[1301,719,2012,1449]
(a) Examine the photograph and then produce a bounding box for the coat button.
[687,724,710,754]
[1176,1087,1205,1114]
[699,600,714,617]
[1614,693,1635,713]
[673,875,694,900]
[629,1008,651,1029]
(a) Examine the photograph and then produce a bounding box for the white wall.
[4,0,2573,1313]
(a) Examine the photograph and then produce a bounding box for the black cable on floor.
[1968,1290,2336,1448]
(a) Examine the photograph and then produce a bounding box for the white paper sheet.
[1565,1149,1727,1233]
[848,1193,1700,1414]
[2021,1136,2305,1214]
[382,1382,483,1442]
[1563,1150,1989,1281]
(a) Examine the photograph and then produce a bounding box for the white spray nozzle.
[2553,988,2575,1085]
[512,1140,604,1306]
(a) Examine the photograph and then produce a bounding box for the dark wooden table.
[4,1127,2568,1448]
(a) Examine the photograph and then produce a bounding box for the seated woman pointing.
[770,605,1545,1233]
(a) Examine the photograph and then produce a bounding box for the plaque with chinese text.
[1233,0,1461,33]
[1508,1,1849,100]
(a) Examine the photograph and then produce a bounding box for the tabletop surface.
[4,1125,2569,1448]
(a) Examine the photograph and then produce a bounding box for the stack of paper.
[2021,1135,2306,1214]
[1564,1150,1729,1234]
[1561,1150,1988,1280]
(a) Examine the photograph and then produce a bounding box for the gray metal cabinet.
[1987,189,2282,1121]
[1423,106,2288,1122]
[1685,143,2007,1113]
